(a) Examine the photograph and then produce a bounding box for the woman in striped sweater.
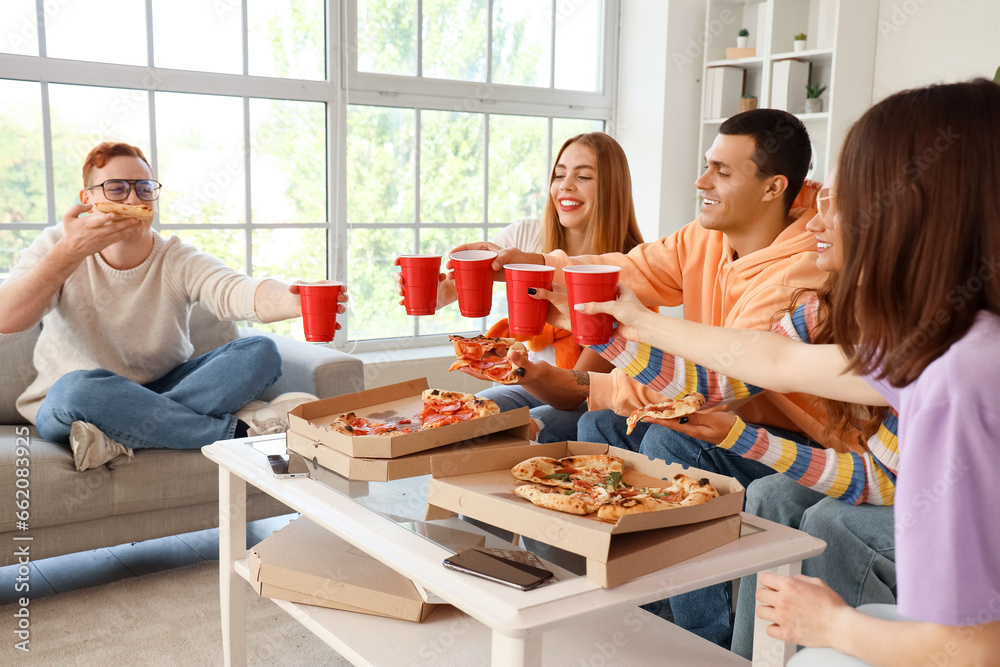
[542,169,898,659]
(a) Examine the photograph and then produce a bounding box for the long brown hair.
[831,79,1000,386]
[541,132,644,255]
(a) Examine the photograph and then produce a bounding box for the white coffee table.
[204,435,825,666]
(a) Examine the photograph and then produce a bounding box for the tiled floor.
[0,513,297,606]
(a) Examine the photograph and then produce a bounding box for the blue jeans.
[36,336,281,450]
[732,474,896,660]
[578,409,781,489]
[477,384,586,443]
[577,409,813,648]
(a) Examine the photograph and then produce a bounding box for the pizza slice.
[513,484,610,516]
[596,473,719,521]
[93,201,155,220]
[419,388,500,429]
[511,454,625,490]
[625,392,707,435]
[329,412,418,436]
[447,335,528,384]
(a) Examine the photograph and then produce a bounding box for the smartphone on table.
[442,548,554,591]
[266,453,309,479]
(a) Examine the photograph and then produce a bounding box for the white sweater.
[5,227,265,423]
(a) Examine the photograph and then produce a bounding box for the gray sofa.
[0,308,364,566]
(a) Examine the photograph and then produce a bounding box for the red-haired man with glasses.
[0,142,347,471]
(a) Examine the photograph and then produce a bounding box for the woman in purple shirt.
[568,78,1000,663]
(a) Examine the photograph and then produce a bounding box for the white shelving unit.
[697,0,878,188]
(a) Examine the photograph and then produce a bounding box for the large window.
[0,0,615,348]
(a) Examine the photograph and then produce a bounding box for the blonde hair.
[541,132,643,255]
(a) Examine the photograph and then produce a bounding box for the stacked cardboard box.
[287,378,532,482]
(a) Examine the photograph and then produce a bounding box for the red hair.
[82,142,152,186]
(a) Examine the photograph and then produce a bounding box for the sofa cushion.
[0,426,269,533]
[0,327,40,425]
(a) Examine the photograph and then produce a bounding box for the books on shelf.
[771,59,810,114]
[703,66,744,119]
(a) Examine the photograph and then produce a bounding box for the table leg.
[752,562,800,667]
[491,631,542,666]
[220,467,247,667]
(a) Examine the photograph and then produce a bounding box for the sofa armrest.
[239,328,364,400]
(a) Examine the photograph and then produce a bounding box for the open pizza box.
[288,377,530,459]
[425,441,745,587]
[248,516,439,622]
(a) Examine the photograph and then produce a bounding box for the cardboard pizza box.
[248,516,440,622]
[288,377,530,459]
[425,441,745,587]
[288,428,532,482]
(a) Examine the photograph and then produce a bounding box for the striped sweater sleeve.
[719,411,900,505]
[589,298,818,408]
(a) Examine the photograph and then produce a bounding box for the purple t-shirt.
[865,311,1000,626]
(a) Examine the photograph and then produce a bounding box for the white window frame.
[0,0,620,353]
[339,0,619,352]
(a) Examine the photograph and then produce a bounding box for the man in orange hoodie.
[450,109,831,647]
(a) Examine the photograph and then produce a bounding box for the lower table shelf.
[233,558,750,666]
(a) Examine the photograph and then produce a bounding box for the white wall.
[872,0,1000,101]
[614,0,707,241]
[617,0,1000,245]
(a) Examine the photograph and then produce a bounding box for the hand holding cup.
[570,282,648,342]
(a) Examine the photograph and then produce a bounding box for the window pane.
[250,99,326,224]
[554,0,602,92]
[152,0,241,74]
[251,227,327,339]
[347,227,413,341]
[423,0,487,82]
[491,0,551,87]
[0,230,42,277]
[48,84,151,211]
[0,80,47,225]
[356,0,417,76]
[158,228,246,274]
[45,1,146,65]
[488,114,547,224]
[418,226,500,337]
[347,105,415,224]
[248,0,325,80]
[0,0,39,56]
[420,110,483,223]
[552,117,604,155]
[156,93,244,225]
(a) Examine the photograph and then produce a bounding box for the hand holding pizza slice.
[447,335,528,384]
[625,392,706,435]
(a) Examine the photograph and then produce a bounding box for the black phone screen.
[442,548,554,590]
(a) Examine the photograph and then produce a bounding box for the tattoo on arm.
[572,370,590,387]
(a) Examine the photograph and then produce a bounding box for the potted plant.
[794,33,807,51]
[805,82,828,113]
[737,28,749,48]
[740,94,758,112]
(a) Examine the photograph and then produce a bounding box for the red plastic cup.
[298,282,343,343]
[398,255,442,316]
[505,264,555,336]
[450,250,497,318]
[563,265,621,345]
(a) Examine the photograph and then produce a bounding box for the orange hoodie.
[543,182,859,453]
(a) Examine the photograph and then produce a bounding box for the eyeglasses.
[817,192,836,221]
[85,179,162,201]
